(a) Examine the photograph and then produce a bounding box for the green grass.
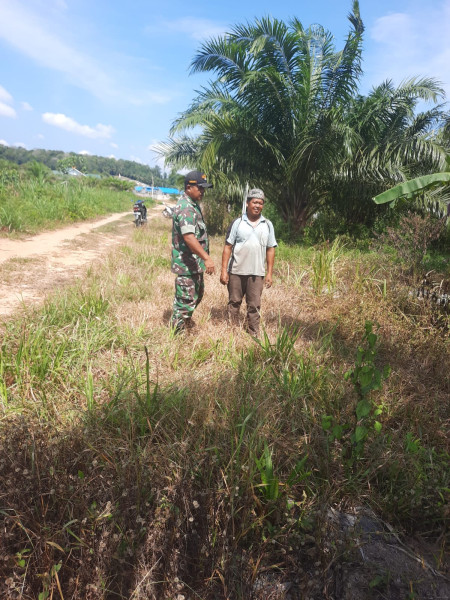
[0,174,139,234]
[0,216,448,599]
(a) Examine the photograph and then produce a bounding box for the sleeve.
[266,220,277,247]
[177,207,196,235]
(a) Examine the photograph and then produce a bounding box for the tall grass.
[0,174,135,234]
[0,216,448,599]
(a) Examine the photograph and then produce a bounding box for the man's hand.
[204,256,215,275]
[220,270,229,285]
[265,275,273,288]
[183,233,215,275]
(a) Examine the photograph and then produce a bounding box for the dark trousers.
[227,273,265,336]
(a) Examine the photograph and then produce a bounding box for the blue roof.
[158,187,180,195]
[134,185,180,195]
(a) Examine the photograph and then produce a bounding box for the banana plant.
[373,157,450,205]
[373,173,450,205]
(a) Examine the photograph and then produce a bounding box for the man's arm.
[183,233,215,274]
[220,243,233,285]
[265,247,276,287]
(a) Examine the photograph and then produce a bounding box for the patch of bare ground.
[0,207,165,318]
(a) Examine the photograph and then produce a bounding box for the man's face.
[186,184,205,203]
[247,197,264,218]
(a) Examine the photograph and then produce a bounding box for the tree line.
[0,145,177,187]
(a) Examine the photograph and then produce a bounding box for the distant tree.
[25,160,54,183]
[0,145,166,187]
[57,154,87,174]
[166,168,180,187]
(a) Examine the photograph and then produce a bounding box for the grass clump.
[0,215,448,599]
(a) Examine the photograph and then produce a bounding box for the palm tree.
[328,78,448,226]
[158,1,448,232]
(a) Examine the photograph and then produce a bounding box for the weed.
[322,321,390,465]
[311,237,345,294]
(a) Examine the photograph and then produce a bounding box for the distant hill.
[0,145,172,187]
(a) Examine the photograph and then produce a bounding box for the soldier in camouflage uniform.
[171,170,215,332]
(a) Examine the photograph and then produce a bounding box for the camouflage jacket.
[171,194,209,275]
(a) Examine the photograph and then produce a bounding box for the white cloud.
[0,3,120,102]
[21,101,33,111]
[149,17,226,41]
[0,84,13,104]
[0,102,16,118]
[110,142,118,149]
[42,113,115,139]
[130,155,145,164]
[0,84,16,118]
[367,2,450,98]
[0,139,9,146]
[78,150,91,155]
[14,142,27,148]
[0,2,172,106]
[108,154,116,159]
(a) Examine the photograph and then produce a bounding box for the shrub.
[376,211,446,277]
[201,194,234,236]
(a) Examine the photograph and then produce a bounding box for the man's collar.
[182,192,197,206]
[243,212,266,223]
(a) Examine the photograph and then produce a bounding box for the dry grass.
[0,214,448,599]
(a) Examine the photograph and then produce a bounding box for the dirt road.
[0,206,163,319]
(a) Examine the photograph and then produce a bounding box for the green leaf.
[358,367,373,389]
[322,415,333,431]
[356,399,371,419]
[373,173,450,205]
[18,559,25,567]
[364,321,373,335]
[332,424,344,440]
[367,332,377,347]
[355,425,368,442]
[372,370,382,390]
[374,421,382,433]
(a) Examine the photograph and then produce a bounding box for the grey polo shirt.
[226,213,277,277]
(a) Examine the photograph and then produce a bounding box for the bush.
[375,211,446,277]
[202,194,235,236]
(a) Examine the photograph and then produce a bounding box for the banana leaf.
[373,173,450,205]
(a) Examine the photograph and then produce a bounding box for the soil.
[0,205,165,319]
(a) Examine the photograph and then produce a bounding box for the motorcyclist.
[133,197,147,222]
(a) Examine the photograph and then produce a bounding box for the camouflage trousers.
[171,273,204,331]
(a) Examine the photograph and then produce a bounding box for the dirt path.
[0,206,164,318]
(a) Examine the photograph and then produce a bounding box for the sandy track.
[0,212,130,265]
[0,206,164,318]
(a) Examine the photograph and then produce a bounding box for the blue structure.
[159,187,180,195]
[135,185,180,195]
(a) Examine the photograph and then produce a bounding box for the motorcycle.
[162,203,174,219]
[133,199,147,227]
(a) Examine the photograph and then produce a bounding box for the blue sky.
[0,0,449,170]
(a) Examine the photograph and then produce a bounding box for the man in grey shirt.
[220,188,277,336]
